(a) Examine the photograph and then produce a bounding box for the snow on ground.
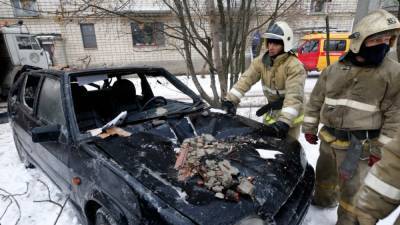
[0,123,80,225]
[0,76,398,225]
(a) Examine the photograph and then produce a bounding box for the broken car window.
[22,74,41,110]
[37,78,65,125]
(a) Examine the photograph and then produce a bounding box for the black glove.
[256,97,285,117]
[221,100,236,115]
[267,121,290,138]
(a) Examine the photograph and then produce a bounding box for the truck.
[0,21,49,123]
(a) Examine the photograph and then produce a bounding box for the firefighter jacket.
[356,131,400,220]
[302,56,400,146]
[225,52,306,127]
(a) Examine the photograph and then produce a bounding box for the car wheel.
[95,208,118,225]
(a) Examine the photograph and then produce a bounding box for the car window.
[37,78,66,125]
[22,74,41,110]
[324,40,346,51]
[148,77,191,102]
[301,40,319,53]
[9,74,25,103]
[16,36,41,50]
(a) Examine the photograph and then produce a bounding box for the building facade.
[0,0,361,73]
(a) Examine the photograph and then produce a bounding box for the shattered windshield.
[70,71,204,135]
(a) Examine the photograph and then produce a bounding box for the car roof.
[301,32,350,40]
[34,66,169,79]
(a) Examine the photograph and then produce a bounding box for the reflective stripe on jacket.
[356,131,400,219]
[226,52,306,127]
[302,56,400,145]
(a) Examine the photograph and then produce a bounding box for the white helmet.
[350,9,400,53]
[262,21,294,52]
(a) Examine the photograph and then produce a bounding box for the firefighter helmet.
[349,9,400,53]
[262,21,294,52]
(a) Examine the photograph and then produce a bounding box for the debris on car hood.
[89,127,132,139]
[92,114,312,224]
[174,134,255,200]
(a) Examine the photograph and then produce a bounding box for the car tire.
[95,208,118,225]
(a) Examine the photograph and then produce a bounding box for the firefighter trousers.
[357,210,400,225]
[288,125,300,139]
[314,139,370,225]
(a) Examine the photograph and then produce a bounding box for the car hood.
[92,118,308,224]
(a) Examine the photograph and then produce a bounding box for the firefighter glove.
[305,133,318,145]
[268,121,289,138]
[368,154,381,167]
[222,100,237,116]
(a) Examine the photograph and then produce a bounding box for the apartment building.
[0,0,361,73]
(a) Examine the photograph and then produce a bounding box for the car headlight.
[234,215,265,225]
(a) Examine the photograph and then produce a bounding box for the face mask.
[357,43,390,66]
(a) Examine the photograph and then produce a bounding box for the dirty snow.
[0,76,399,225]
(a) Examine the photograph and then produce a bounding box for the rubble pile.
[174,134,255,201]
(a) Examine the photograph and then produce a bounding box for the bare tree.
[27,0,301,107]
[158,0,301,107]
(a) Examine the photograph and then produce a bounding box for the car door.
[33,76,71,192]
[11,72,42,158]
[297,39,320,71]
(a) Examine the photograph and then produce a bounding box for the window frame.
[11,0,39,17]
[300,40,319,53]
[16,35,41,50]
[80,23,98,49]
[20,72,43,113]
[310,0,327,13]
[130,22,165,47]
[323,39,347,52]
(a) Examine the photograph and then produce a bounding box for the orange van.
[297,32,350,71]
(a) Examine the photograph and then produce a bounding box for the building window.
[12,0,39,17]
[311,0,328,13]
[80,24,97,49]
[324,40,346,51]
[131,22,165,46]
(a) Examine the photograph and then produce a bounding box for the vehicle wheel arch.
[84,190,129,225]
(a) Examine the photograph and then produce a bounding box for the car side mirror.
[31,124,61,143]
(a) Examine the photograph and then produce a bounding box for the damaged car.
[8,66,315,225]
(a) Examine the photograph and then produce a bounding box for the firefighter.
[302,9,400,225]
[355,131,400,225]
[223,21,306,139]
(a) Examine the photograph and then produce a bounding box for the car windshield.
[69,70,205,134]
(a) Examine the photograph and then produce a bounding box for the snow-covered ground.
[0,76,398,225]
